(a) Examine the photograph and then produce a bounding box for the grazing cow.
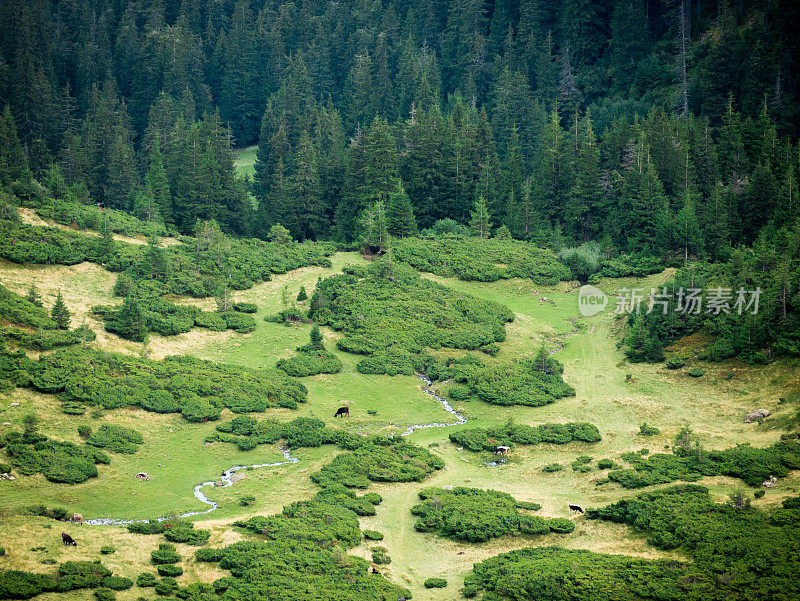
[71,513,83,524]
[568,504,584,514]
[334,406,349,418]
[62,532,77,546]
[495,445,511,456]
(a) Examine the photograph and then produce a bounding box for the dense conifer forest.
[1,2,800,601]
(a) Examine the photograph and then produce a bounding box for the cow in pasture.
[71,513,83,524]
[62,532,77,546]
[334,406,349,418]
[495,445,511,456]
[568,504,584,514]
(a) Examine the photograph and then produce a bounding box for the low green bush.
[449,421,600,452]
[153,577,177,596]
[194,548,222,562]
[411,487,563,543]
[371,546,391,565]
[86,425,143,454]
[102,576,132,591]
[99,546,116,555]
[156,565,183,577]
[94,587,116,601]
[151,544,181,565]
[232,302,257,313]
[541,462,563,472]
[665,355,686,369]
[688,367,705,377]
[597,458,620,470]
[136,573,157,587]
[423,577,447,588]
[363,530,384,540]
[638,422,661,436]
[3,431,109,484]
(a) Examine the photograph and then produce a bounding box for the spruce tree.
[0,105,28,185]
[470,195,492,239]
[309,325,324,350]
[387,180,417,237]
[291,131,324,240]
[51,291,71,330]
[26,284,43,307]
[115,295,148,342]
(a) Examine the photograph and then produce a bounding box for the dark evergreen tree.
[51,291,71,330]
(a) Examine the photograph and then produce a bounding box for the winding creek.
[85,375,466,526]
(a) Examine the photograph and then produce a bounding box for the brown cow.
[62,532,77,546]
[71,513,83,524]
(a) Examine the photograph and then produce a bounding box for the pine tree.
[297,286,308,302]
[361,200,389,253]
[0,105,27,185]
[26,284,43,307]
[96,215,116,262]
[470,195,492,239]
[51,291,71,330]
[291,131,324,240]
[567,113,603,241]
[115,295,148,342]
[309,325,324,350]
[387,180,417,237]
[145,140,171,222]
[674,191,702,261]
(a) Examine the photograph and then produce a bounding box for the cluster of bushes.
[311,440,445,489]
[92,297,255,342]
[0,220,126,266]
[25,196,172,238]
[1,325,95,351]
[393,236,572,284]
[2,430,109,484]
[583,485,800,600]
[128,520,209,545]
[461,547,693,600]
[308,262,514,375]
[208,416,344,451]
[85,425,143,454]
[449,421,601,452]
[0,284,58,330]
[275,327,342,377]
[451,349,575,407]
[151,543,181,564]
[0,561,115,600]
[607,440,800,489]
[0,347,307,420]
[411,487,574,543]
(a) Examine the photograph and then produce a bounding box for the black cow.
[62,532,77,546]
[568,504,584,513]
[334,406,349,418]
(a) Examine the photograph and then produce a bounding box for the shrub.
[153,577,177,596]
[754,489,765,499]
[572,456,593,472]
[94,587,116,601]
[547,517,576,533]
[638,422,660,436]
[99,546,116,555]
[449,421,599,453]
[296,287,307,301]
[163,524,210,546]
[232,302,257,313]
[371,547,391,565]
[194,548,222,562]
[77,425,92,438]
[156,565,183,577]
[151,544,180,565]
[423,577,447,588]
[238,495,255,507]
[542,463,563,472]
[597,458,620,470]
[665,355,686,369]
[86,425,143,454]
[411,487,556,543]
[363,530,384,540]
[102,577,132,590]
[688,367,705,377]
[136,573,157,587]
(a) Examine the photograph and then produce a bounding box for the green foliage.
[136,573,157,587]
[608,440,800,488]
[296,287,307,302]
[3,429,109,484]
[370,546,391,565]
[50,291,71,329]
[688,367,705,377]
[101,577,132,591]
[86,425,143,454]
[572,455,593,472]
[597,458,620,470]
[541,463,563,472]
[638,422,661,436]
[238,495,256,507]
[2,325,96,351]
[0,284,57,330]
[450,421,600,452]
[411,487,569,543]
[93,587,115,601]
[423,577,447,588]
[309,262,513,374]
[163,522,210,546]
[456,357,576,407]
[276,329,342,377]
[232,302,257,313]
[311,441,445,489]
[0,347,306,418]
[665,355,686,369]
[151,544,181,565]
[393,237,571,284]
[99,546,115,555]
[194,548,222,563]
[156,565,183,577]
[362,530,383,541]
